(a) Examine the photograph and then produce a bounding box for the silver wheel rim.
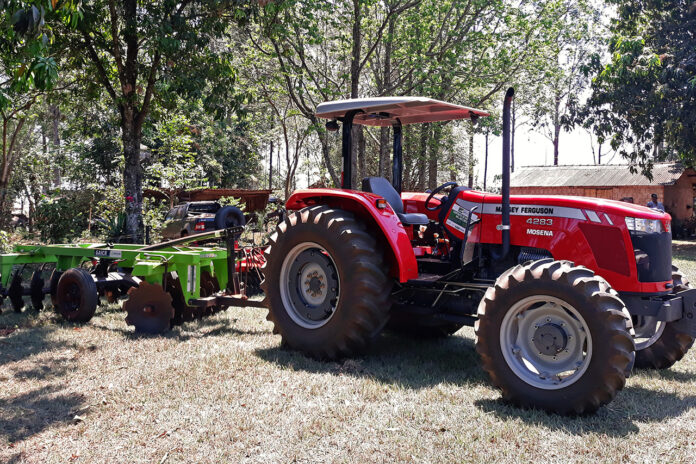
[279,242,340,329]
[500,295,593,390]
[633,316,665,350]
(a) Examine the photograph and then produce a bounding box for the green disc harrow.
[0,227,266,333]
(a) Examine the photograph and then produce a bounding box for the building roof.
[315,97,490,127]
[510,163,685,188]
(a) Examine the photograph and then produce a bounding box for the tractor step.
[416,257,452,274]
[407,273,445,285]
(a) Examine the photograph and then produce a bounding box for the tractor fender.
[285,189,418,282]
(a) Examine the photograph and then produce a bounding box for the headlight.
[625,217,664,233]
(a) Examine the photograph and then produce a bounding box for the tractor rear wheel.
[475,259,634,415]
[55,268,98,323]
[634,266,695,369]
[262,206,392,360]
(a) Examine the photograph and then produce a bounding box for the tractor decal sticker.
[482,203,586,220]
[446,199,586,234]
[526,228,554,237]
[446,199,481,234]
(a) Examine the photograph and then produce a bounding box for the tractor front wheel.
[634,266,695,369]
[475,259,634,415]
[262,206,392,360]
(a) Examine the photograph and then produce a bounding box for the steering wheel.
[425,182,458,211]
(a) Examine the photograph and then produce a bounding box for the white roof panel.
[510,163,686,187]
[315,97,490,126]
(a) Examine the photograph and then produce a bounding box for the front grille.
[630,231,672,282]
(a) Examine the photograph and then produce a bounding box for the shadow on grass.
[257,331,696,437]
[0,384,85,443]
[475,385,696,437]
[256,331,487,390]
[0,313,87,444]
[635,366,696,383]
[87,311,268,341]
[0,324,76,369]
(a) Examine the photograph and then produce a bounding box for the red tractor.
[261,89,696,414]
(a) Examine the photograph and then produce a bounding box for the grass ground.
[2,245,696,463]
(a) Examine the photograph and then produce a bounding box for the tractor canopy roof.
[315,97,489,127]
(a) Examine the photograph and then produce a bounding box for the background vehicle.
[161,201,245,239]
[261,90,696,415]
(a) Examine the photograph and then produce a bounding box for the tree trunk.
[349,0,361,189]
[269,141,273,190]
[121,110,144,243]
[403,127,412,189]
[378,17,395,179]
[313,117,339,187]
[428,123,444,189]
[0,116,27,225]
[417,124,428,190]
[50,103,61,186]
[379,127,391,181]
[483,131,489,190]
[357,126,366,184]
[427,126,439,190]
[553,93,561,166]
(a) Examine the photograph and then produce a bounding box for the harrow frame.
[0,226,265,330]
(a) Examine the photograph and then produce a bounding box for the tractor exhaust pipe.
[501,87,514,259]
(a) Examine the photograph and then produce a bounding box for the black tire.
[30,270,45,311]
[49,269,63,306]
[261,205,392,360]
[475,259,634,415]
[55,268,98,323]
[215,205,246,230]
[634,266,695,369]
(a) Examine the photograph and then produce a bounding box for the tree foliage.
[579,0,696,176]
[0,0,627,242]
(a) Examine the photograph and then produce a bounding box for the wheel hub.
[281,244,340,329]
[500,297,592,390]
[532,323,568,356]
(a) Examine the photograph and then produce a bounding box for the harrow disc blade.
[30,270,45,311]
[200,271,221,314]
[123,281,174,334]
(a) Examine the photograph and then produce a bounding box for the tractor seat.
[362,177,430,226]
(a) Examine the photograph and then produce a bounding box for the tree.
[56,0,254,241]
[579,0,696,176]
[527,0,601,166]
[0,1,78,221]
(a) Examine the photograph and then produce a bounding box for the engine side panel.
[441,191,672,294]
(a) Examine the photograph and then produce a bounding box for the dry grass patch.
[1,245,696,462]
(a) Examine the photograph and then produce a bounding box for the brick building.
[510,163,696,222]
